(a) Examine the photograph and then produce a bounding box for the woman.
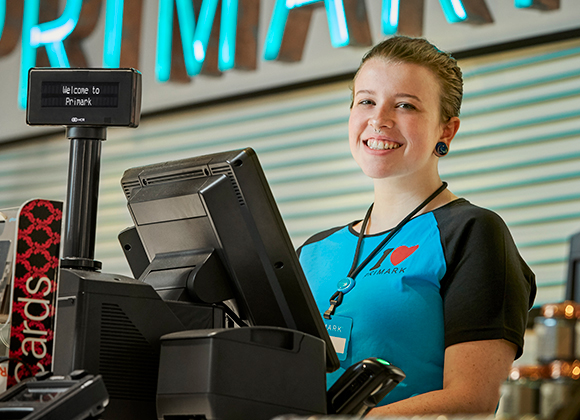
[298,36,536,415]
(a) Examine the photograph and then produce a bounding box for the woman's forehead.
[353,59,440,95]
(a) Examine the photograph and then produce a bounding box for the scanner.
[155,328,405,420]
[327,357,406,417]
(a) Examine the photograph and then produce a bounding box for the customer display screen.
[41,82,120,108]
[27,68,141,127]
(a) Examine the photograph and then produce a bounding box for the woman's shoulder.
[431,198,517,251]
[433,198,508,228]
[301,224,350,246]
[296,223,353,256]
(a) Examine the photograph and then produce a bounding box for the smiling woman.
[349,60,456,184]
[297,36,537,415]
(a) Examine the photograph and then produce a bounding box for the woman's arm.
[368,339,517,416]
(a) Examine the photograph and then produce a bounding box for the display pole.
[61,126,106,271]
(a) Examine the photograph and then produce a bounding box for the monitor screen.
[120,148,340,372]
[566,230,580,302]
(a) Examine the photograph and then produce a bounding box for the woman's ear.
[440,116,461,145]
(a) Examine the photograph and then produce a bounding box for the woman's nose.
[369,117,394,132]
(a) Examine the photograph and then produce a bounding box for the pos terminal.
[6,68,406,420]
[121,147,406,418]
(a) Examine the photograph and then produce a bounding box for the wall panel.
[1,39,580,306]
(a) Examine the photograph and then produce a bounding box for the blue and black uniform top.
[297,198,536,406]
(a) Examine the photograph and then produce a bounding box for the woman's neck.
[356,177,457,234]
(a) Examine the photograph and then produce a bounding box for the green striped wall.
[1,38,579,307]
[447,39,580,305]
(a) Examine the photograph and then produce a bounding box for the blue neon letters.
[5,0,555,109]
[19,0,83,108]
[103,0,125,68]
[264,0,349,60]
[0,1,5,39]
[156,0,238,82]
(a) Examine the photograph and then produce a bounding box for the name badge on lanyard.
[324,315,353,361]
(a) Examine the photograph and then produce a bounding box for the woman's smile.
[365,138,402,151]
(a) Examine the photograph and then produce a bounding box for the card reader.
[327,357,405,417]
[0,370,108,420]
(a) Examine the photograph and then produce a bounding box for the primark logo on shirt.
[364,245,419,276]
[326,324,343,333]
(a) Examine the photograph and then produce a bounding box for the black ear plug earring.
[435,142,449,157]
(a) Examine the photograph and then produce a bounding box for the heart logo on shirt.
[390,245,419,266]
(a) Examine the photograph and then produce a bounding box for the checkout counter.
[0,68,407,420]
[0,68,577,420]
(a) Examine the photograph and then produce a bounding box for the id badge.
[323,315,353,361]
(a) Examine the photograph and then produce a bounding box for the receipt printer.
[156,327,327,420]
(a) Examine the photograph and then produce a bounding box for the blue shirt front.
[298,199,536,407]
[299,212,447,405]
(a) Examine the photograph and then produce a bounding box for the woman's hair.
[353,36,463,122]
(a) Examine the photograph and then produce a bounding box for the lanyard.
[323,182,448,319]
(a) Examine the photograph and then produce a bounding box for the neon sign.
[0,0,561,109]
[264,0,350,60]
[155,0,239,82]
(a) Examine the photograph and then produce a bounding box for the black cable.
[0,356,35,378]
[351,181,448,279]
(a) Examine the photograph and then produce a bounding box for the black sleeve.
[296,225,347,257]
[435,202,537,358]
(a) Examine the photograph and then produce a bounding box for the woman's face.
[349,58,457,182]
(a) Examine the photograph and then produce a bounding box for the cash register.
[18,67,404,419]
[120,148,405,419]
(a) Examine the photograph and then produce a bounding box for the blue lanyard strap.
[323,182,448,320]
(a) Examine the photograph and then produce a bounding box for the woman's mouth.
[366,138,402,150]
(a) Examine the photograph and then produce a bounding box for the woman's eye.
[358,99,374,105]
[397,103,416,110]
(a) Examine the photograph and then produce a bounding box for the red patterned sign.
[8,199,63,386]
